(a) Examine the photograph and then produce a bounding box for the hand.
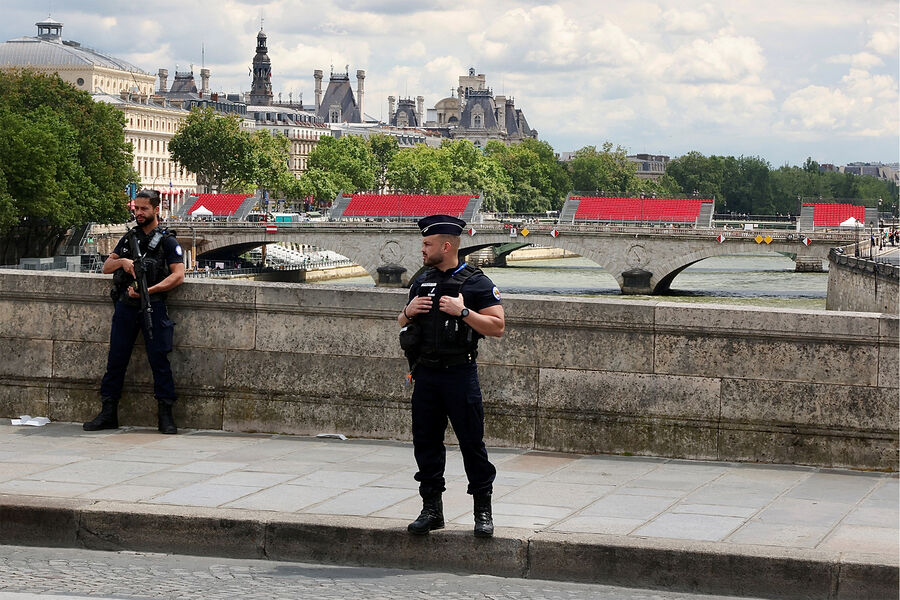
[126,284,140,299]
[439,294,465,316]
[405,295,432,317]
[120,258,135,278]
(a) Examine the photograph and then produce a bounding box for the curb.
[1,495,896,600]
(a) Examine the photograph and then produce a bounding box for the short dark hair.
[136,189,161,208]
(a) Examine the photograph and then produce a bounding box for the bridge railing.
[177,220,861,241]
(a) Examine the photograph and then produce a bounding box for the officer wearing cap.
[398,214,505,538]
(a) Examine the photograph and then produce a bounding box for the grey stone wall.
[826,249,899,314]
[1,269,897,471]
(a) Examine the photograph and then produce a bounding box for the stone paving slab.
[0,422,896,599]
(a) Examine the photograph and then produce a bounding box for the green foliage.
[386,144,452,193]
[668,151,899,215]
[169,107,254,193]
[369,133,399,191]
[301,135,376,204]
[485,138,569,212]
[0,69,133,232]
[568,142,642,197]
[246,129,295,197]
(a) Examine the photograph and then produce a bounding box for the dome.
[0,20,148,75]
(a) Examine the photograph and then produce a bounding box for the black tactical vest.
[111,226,175,303]
[415,264,484,360]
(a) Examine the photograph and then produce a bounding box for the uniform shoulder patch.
[175,244,183,256]
[492,286,501,301]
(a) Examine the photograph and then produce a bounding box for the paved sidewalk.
[0,422,897,599]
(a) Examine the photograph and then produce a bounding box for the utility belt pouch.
[398,320,421,352]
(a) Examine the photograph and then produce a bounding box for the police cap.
[417,214,466,236]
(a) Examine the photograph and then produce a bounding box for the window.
[76,77,84,86]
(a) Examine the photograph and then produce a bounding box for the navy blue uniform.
[100,229,183,402]
[407,263,502,497]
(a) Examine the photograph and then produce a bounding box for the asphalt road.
[0,545,767,600]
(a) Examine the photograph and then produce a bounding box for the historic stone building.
[0,17,198,210]
[423,68,538,148]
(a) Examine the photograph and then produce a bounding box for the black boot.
[407,493,444,535]
[157,399,177,434]
[474,493,494,538]
[83,398,119,431]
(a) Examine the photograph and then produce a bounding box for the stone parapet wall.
[0,269,896,471]
[826,249,899,314]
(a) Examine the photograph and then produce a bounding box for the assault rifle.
[128,229,154,340]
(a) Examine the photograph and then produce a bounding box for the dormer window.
[471,104,484,129]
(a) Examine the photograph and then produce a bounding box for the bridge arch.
[650,242,822,293]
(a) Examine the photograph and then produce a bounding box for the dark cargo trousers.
[100,300,177,401]
[411,362,496,496]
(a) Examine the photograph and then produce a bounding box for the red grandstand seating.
[186,193,253,217]
[803,203,865,227]
[573,197,713,223]
[342,194,476,218]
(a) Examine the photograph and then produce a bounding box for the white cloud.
[780,68,899,136]
[867,29,898,55]
[660,4,722,34]
[661,34,766,83]
[826,52,884,69]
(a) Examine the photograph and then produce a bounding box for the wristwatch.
[460,308,470,319]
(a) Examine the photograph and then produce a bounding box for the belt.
[417,353,476,369]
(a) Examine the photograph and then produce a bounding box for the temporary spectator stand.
[561,194,715,226]
[183,194,255,220]
[801,203,870,229]
[333,193,483,224]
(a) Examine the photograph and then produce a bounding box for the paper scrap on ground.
[316,433,347,440]
[10,415,51,426]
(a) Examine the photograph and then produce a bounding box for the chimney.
[416,95,424,127]
[356,69,365,122]
[495,95,506,133]
[200,68,210,94]
[158,68,168,93]
[388,96,395,122]
[314,70,323,112]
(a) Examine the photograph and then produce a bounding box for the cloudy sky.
[4,1,898,167]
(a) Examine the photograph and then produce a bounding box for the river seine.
[317,253,829,310]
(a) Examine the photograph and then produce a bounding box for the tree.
[0,70,133,262]
[568,142,642,196]
[369,133,399,192]
[386,145,451,193]
[304,135,376,198]
[246,130,294,197]
[485,139,569,212]
[169,107,254,193]
[664,151,724,201]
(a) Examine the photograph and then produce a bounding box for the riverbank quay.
[0,423,896,599]
[0,269,896,472]
[826,245,899,314]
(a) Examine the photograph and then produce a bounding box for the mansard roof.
[316,72,360,122]
[391,98,419,127]
[458,91,498,130]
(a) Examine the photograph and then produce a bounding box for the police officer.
[83,189,185,434]
[398,214,505,538]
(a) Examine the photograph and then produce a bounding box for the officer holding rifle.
[83,189,185,434]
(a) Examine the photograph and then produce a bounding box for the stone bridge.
[93,222,857,294]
